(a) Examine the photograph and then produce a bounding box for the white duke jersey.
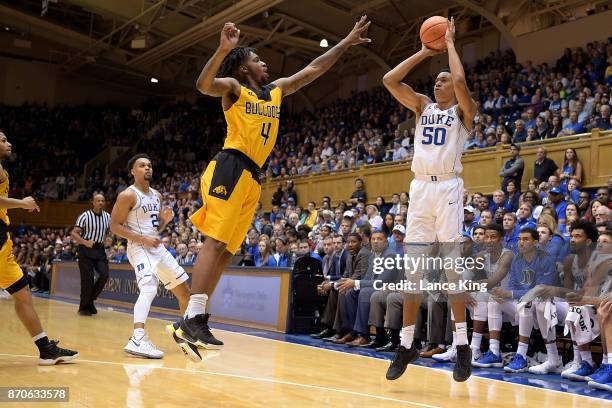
[412,103,470,175]
[125,185,161,242]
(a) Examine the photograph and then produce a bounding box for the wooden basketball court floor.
[0,297,610,408]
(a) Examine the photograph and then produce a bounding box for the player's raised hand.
[160,206,174,224]
[219,22,240,52]
[420,42,445,57]
[21,196,40,212]
[445,16,456,45]
[342,15,372,46]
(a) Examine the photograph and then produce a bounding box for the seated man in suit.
[335,229,402,346]
[319,233,370,342]
[311,235,341,339]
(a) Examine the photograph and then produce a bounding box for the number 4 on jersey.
[261,122,272,145]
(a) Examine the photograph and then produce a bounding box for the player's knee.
[205,238,227,253]
[10,285,32,304]
[138,280,158,301]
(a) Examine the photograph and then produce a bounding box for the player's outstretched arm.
[382,44,437,115]
[196,22,241,98]
[0,195,39,212]
[445,17,477,129]
[273,16,371,97]
[110,190,159,248]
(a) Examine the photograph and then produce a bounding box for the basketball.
[420,16,448,50]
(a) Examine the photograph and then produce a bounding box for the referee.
[71,193,111,316]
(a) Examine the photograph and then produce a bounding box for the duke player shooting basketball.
[382,17,478,382]
[110,154,202,362]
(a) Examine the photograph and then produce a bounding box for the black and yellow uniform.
[0,169,28,294]
[190,83,281,254]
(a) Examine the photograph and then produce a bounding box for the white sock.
[451,331,456,347]
[438,344,447,350]
[400,325,415,348]
[490,339,500,356]
[579,350,593,365]
[517,341,528,357]
[471,332,483,350]
[32,332,47,342]
[606,353,612,364]
[185,294,208,319]
[133,328,145,340]
[545,342,559,365]
[455,322,468,346]
[573,345,582,363]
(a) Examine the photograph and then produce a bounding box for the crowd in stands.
[0,103,158,200]
[71,41,611,218]
[86,101,223,203]
[266,41,611,178]
[2,40,609,204]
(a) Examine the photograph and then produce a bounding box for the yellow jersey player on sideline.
[171,17,372,350]
[0,130,79,365]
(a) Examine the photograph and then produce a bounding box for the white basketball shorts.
[127,243,188,290]
[405,176,464,243]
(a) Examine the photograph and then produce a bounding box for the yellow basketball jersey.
[223,84,282,168]
[0,168,9,225]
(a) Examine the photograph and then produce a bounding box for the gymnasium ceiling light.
[319,39,328,48]
[150,77,158,83]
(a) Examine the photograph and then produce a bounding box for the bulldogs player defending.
[110,154,200,361]
[382,17,477,382]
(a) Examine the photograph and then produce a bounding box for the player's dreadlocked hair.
[218,47,257,79]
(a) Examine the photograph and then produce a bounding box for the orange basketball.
[420,16,448,51]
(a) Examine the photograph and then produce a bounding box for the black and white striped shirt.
[75,210,111,244]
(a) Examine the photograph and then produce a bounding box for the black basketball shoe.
[176,313,224,350]
[166,322,202,362]
[386,344,418,380]
[453,344,472,382]
[39,340,79,366]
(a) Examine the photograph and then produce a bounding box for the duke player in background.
[382,17,477,382]
[110,154,201,362]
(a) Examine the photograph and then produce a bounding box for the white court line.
[36,297,611,404]
[0,353,439,408]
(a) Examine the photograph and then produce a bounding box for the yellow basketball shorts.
[0,237,27,294]
[190,150,261,255]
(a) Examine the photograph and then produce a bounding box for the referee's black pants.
[78,244,109,312]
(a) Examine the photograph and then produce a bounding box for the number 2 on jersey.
[150,213,159,229]
[422,127,447,145]
[261,122,272,145]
